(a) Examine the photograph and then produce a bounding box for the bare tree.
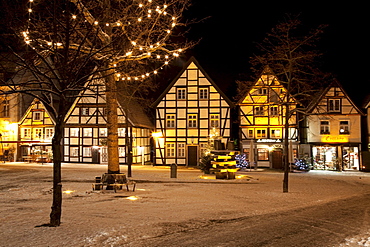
[1,0,193,226]
[250,14,328,193]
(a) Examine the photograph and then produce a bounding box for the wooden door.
[272,150,283,169]
[187,145,198,166]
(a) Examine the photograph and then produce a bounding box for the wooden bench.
[92,174,136,192]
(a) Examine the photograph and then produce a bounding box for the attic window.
[258,88,268,95]
[33,111,43,121]
[328,99,340,112]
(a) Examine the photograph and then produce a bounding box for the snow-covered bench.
[92,174,136,192]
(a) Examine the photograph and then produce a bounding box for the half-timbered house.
[63,78,153,164]
[152,57,233,166]
[237,67,299,169]
[18,98,55,162]
[304,80,364,170]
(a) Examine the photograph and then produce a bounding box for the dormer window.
[328,99,340,112]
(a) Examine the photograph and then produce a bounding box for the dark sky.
[182,2,369,105]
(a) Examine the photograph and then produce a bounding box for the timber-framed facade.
[152,57,233,166]
[63,78,153,164]
[237,67,299,169]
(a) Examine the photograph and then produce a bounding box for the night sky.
[181,2,369,106]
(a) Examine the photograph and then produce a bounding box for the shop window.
[166,114,176,128]
[257,148,269,161]
[339,121,350,134]
[177,88,186,100]
[320,121,330,134]
[328,99,340,112]
[178,143,185,157]
[166,143,175,157]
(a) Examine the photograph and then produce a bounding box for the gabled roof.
[19,98,56,124]
[236,66,294,105]
[306,79,365,115]
[65,77,154,129]
[152,56,234,107]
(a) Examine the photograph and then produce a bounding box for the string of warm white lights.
[22,0,185,82]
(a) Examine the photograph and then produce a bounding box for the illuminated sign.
[321,136,348,143]
[256,139,282,143]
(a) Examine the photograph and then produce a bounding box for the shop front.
[312,144,360,170]
[242,139,298,169]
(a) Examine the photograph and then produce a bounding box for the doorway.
[272,150,283,169]
[187,145,198,166]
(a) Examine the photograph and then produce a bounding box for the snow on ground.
[1,163,370,246]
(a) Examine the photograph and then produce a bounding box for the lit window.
[257,148,269,161]
[118,128,126,137]
[320,121,330,134]
[210,114,219,128]
[166,143,175,157]
[99,128,107,137]
[177,88,186,100]
[119,147,125,157]
[83,128,93,137]
[178,143,185,157]
[256,129,266,138]
[70,128,79,137]
[328,99,340,112]
[166,114,176,128]
[70,147,79,157]
[339,121,350,134]
[34,128,43,139]
[248,129,254,138]
[188,114,197,128]
[83,147,92,157]
[271,129,281,138]
[45,128,54,139]
[22,128,31,139]
[199,88,209,99]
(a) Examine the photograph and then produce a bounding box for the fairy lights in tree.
[21,0,190,81]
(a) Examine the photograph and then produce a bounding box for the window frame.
[210,114,220,128]
[328,99,341,112]
[166,114,176,128]
[188,114,198,128]
[166,143,175,157]
[339,120,350,134]
[177,88,186,100]
[320,120,330,134]
[199,87,209,100]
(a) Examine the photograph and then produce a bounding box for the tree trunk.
[104,68,120,174]
[49,117,64,226]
